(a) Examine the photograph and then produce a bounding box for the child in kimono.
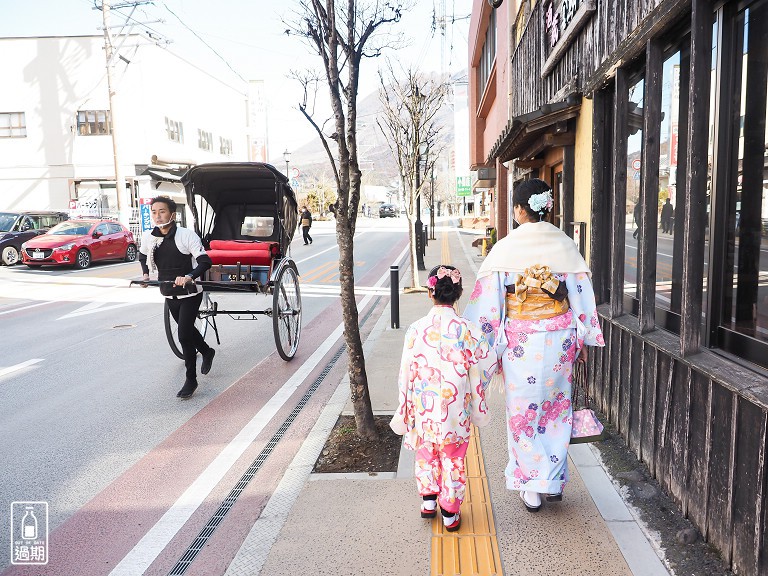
[390,265,496,532]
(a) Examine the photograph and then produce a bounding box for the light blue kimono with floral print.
[464,271,604,494]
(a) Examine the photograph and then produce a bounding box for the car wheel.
[1,246,20,266]
[74,248,91,269]
[125,244,137,262]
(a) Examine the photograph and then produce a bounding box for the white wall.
[0,35,248,211]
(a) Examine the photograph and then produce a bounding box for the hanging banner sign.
[541,0,596,77]
[139,197,153,233]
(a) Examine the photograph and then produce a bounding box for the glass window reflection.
[624,76,645,305]
[721,2,768,344]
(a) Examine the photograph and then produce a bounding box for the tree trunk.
[335,194,377,440]
[406,213,420,289]
[291,0,407,442]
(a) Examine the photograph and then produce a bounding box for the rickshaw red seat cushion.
[209,240,278,252]
[207,249,272,266]
[206,240,278,266]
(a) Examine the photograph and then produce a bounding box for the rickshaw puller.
[138,196,216,399]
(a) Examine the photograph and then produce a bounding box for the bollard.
[390,265,400,329]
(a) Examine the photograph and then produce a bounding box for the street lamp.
[283,148,291,178]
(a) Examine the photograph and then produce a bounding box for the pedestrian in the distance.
[300,205,313,245]
[661,198,674,234]
[138,196,215,399]
[464,178,604,512]
[632,201,641,239]
[390,265,497,532]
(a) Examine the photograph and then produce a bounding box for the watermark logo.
[10,501,48,565]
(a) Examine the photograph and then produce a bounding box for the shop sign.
[456,176,472,197]
[541,0,596,77]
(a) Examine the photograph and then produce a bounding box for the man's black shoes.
[201,348,216,375]
[177,379,198,399]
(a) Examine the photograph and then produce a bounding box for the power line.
[160,1,246,83]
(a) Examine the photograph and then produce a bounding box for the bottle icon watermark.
[10,501,48,565]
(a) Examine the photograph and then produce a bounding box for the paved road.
[0,217,409,572]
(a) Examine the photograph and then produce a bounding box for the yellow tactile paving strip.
[430,231,502,576]
[430,428,502,576]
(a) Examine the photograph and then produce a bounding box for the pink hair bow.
[433,266,461,284]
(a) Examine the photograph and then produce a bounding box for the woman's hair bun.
[427,265,463,305]
[513,178,553,221]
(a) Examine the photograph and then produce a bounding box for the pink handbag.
[570,361,605,444]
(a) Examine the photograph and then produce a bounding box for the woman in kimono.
[391,265,497,532]
[463,179,605,512]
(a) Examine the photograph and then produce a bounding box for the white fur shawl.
[477,221,591,278]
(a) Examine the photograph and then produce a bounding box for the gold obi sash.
[505,265,570,321]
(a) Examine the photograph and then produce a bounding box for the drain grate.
[167,297,381,575]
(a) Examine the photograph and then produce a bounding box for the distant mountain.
[272,71,462,190]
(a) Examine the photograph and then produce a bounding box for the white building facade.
[0,35,249,226]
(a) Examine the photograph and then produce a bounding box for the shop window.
[717,0,768,361]
[624,75,645,305]
[0,112,27,138]
[653,47,693,320]
[477,8,496,103]
[77,110,111,135]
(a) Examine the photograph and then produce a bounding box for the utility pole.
[415,156,425,271]
[102,0,128,225]
[430,164,436,240]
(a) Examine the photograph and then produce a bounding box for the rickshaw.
[134,163,302,361]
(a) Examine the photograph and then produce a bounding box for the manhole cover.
[112,324,136,329]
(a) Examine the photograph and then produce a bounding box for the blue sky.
[0,0,472,161]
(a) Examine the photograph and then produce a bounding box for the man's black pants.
[302,226,312,244]
[166,292,210,381]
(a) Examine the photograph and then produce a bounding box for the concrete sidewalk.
[226,220,671,576]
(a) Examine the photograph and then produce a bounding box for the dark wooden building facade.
[487,0,768,573]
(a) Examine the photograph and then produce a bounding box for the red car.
[21,219,137,269]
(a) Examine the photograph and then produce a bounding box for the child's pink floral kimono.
[391,306,497,514]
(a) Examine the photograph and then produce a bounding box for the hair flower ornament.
[428,266,461,287]
[528,190,554,213]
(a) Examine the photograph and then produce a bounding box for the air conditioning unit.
[477,167,496,181]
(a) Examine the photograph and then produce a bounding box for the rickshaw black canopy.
[181,162,298,250]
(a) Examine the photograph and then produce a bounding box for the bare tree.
[377,64,447,289]
[288,1,407,440]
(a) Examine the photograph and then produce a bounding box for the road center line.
[108,240,409,576]
[0,359,44,378]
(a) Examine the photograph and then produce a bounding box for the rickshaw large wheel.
[272,265,301,361]
[164,292,212,360]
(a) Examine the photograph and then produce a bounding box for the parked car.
[0,211,69,266]
[21,219,137,269]
[379,203,397,218]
